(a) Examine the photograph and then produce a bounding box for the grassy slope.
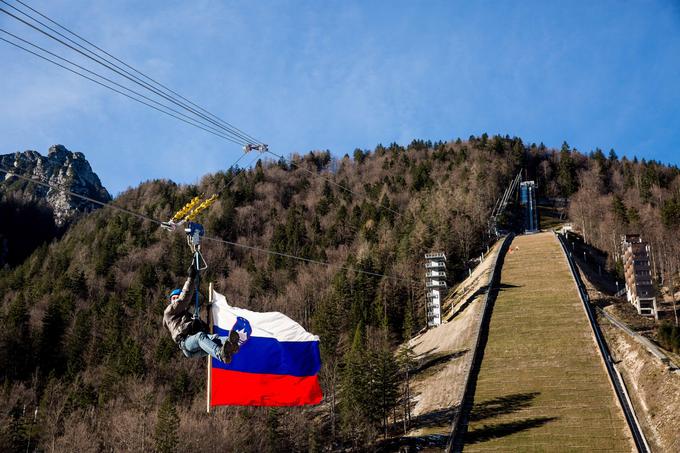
[463,232,632,451]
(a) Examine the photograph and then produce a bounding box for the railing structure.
[489,172,521,236]
[446,233,513,452]
[426,280,447,288]
[596,307,679,370]
[426,270,446,278]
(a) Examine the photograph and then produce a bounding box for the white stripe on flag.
[211,289,320,343]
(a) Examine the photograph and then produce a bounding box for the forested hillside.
[1,135,679,451]
[564,148,680,287]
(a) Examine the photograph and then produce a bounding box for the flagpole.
[207,282,213,414]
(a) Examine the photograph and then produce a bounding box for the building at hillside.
[621,234,657,317]
[519,181,538,233]
[425,252,447,327]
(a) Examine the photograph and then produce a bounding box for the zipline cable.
[0,3,258,146]
[0,164,415,283]
[0,164,163,225]
[0,1,257,146]
[2,0,459,264]
[10,0,264,147]
[0,30,247,146]
[3,1,429,234]
[202,236,411,283]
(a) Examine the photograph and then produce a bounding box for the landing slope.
[462,232,633,451]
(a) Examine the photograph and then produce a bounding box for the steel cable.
[0,163,414,283]
[11,0,263,146]
[0,31,247,146]
[0,2,258,146]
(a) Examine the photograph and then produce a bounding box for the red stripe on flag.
[210,368,323,406]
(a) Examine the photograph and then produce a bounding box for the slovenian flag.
[209,289,323,406]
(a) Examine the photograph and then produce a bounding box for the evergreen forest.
[1,134,680,451]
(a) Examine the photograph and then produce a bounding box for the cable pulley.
[243,144,269,153]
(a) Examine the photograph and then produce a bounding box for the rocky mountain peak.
[0,145,112,226]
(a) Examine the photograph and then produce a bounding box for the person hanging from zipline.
[163,263,251,363]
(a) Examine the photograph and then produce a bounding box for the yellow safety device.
[170,196,202,223]
[184,194,218,222]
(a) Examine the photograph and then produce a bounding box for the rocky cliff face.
[0,144,111,226]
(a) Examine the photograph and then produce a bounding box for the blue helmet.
[168,288,181,301]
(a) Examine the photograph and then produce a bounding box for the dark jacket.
[163,276,197,343]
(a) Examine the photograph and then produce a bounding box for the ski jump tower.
[519,180,538,233]
[425,252,447,327]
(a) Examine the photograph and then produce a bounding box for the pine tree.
[137,263,158,290]
[155,397,179,453]
[104,271,116,291]
[100,295,124,359]
[341,323,369,444]
[350,257,380,327]
[38,296,67,376]
[65,309,91,377]
[369,343,399,438]
[125,285,144,310]
[612,195,628,225]
[254,159,265,183]
[66,270,88,299]
[115,336,146,376]
[608,149,618,161]
[557,145,577,197]
[661,197,680,228]
[2,293,32,380]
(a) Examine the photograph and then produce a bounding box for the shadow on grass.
[414,349,469,375]
[465,416,558,444]
[449,282,521,321]
[375,407,460,452]
[498,283,521,290]
[413,346,437,359]
[375,434,448,452]
[409,406,459,431]
[469,392,540,422]
[448,284,489,320]
[464,393,557,445]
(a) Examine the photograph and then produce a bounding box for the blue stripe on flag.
[213,326,321,377]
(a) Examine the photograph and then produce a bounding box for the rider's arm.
[166,276,194,316]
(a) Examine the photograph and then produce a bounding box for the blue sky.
[1,0,679,195]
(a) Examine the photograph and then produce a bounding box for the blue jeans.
[179,332,226,360]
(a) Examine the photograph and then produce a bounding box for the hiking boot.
[218,349,233,364]
[219,330,241,363]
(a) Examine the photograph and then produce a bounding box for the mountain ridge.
[0,144,111,226]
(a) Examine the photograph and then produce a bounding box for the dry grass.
[403,240,503,439]
[462,232,634,451]
[600,320,680,452]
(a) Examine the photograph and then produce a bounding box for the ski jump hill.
[405,232,646,451]
[454,232,635,451]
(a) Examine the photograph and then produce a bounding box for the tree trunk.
[672,263,679,327]
[330,369,336,440]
